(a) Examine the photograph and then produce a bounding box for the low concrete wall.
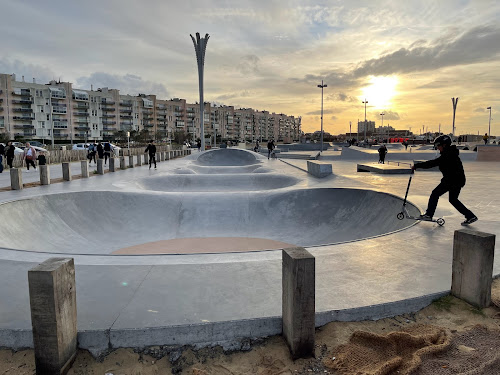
[477,145,500,161]
[307,161,332,177]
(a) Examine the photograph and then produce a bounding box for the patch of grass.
[467,305,486,316]
[92,170,99,174]
[432,295,456,311]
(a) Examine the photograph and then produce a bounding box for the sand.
[1,278,499,375]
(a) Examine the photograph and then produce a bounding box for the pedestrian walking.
[37,151,47,166]
[23,142,37,171]
[377,144,388,164]
[267,139,275,159]
[197,139,201,152]
[145,140,157,169]
[412,135,477,226]
[87,143,96,164]
[104,142,112,164]
[5,141,15,169]
[97,142,104,160]
[254,140,259,152]
[0,143,4,173]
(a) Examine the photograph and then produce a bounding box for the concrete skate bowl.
[0,189,420,255]
[136,173,299,192]
[194,148,261,166]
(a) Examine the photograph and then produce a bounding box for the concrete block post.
[10,168,23,190]
[156,152,161,163]
[80,161,89,178]
[160,152,165,161]
[28,258,77,375]
[166,151,170,160]
[129,155,134,168]
[97,159,104,175]
[62,162,71,181]
[144,153,149,165]
[120,156,126,170]
[452,229,495,308]
[39,165,51,185]
[137,154,142,166]
[282,247,315,359]
[109,157,115,172]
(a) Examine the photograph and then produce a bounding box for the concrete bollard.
[109,157,115,172]
[129,155,134,168]
[28,258,77,375]
[97,159,104,175]
[282,247,315,359]
[10,168,23,190]
[120,156,126,170]
[156,152,161,163]
[144,153,149,165]
[452,229,495,308]
[166,151,170,160]
[80,160,89,178]
[62,162,72,181]
[161,152,165,161]
[39,165,50,185]
[137,154,142,166]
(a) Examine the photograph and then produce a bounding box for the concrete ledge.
[357,162,412,174]
[477,145,500,161]
[307,161,332,178]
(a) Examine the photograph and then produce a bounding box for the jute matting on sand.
[324,324,500,375]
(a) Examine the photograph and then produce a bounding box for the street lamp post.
[190,32,210,151]
[362,99,368,142]
[451,97,459,137]
[317,80,327,152]
[380,112,385,142]
[487,106,492,137]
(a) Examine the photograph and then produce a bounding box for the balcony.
[75,133,87,138]
[74,103,89,109]
[53,123,68,129]
[54,134,69,139]
[102,113,115,118]
[52,107,67,114]
[14,124,35,129]
[15,131,36,137]
[0,107,3,112]
[142,109,153,114]
[12,99,33,105]
[103,127,116,131]
[143,123,154,128]
[73,111,89,116]
[101,107,115,112]
[13,116,34,121]
[75,126,90,131]
[120,114,133,119]
[12,107,33,112]
[120,108,133,113]
[120,100,133,106]
[120,121,133,126]
[12,89,31,97]
[101,99,115,105]
[102,120,116,125]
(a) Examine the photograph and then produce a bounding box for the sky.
[1,0,500,136]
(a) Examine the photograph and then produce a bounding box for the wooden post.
[80,161,89,178]
[40,165,50,185]
[128,155,134,168]
[282,247,315,359]
[10,168,23,190]
[97,159,104,175]
[62,162,71,181]
[28,258,77,375]
[452,229,495,308]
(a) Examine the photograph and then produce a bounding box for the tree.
[173,130,188,144]
[0,132,11,144]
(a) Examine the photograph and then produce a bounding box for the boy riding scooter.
[411,135,477,226]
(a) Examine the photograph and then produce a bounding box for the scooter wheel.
[397,212,405,220]
[436,218,445,226]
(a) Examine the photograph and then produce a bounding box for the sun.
[360,76,398,109]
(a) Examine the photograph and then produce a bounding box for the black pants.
[26,159,36,170]
[149,154,156,168]
[104,152,110,164]
[426,182,475,219]
[7,156,13,168]
[379,155,385,163]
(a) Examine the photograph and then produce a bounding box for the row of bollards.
[8,150,192,190]
[26,228,495,373]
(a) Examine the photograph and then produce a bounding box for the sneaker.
[418,214,433,221]
[461,216,478,226]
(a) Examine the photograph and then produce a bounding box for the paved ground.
[0,147,498,356]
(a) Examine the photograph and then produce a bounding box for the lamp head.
[487,107,491,110]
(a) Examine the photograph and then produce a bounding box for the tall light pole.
[451,97,459,138]
[317,80,327,152]
[380,112,385,142]
[487,106,492,137]
[190,32,210,151]
[362,99,368,142]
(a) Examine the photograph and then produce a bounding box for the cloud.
[215,90,253,101]
[75,72,170,97]
[416,80,450,89]
[474,107,487,113]
[236,55,260,75]
[327,92,357,102]
[330,115,338,121]
[380,110,400,121]
[305,108,342,115]
[0,58,56,83]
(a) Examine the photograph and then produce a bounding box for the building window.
[38,105,44,113]
[46,114,50,120]
[38,121,45,128]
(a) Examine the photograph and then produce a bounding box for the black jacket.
[415,145,466,187]
[97,144,104,157]
[5,145,15,158]
[0,144,4,156]
[145,144,156,155]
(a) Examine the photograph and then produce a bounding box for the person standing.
[267,139,275,159]
[5,141,15,169]
[412,135,477,226]
[197,139,201,152]
[97,142,104,160]
[377,144,388,164]
[103,142,112,164]
[0,143,4,173]
[145,140,157,169]
[483,133,489,145]
[254,140,259,153]
[23,142,37,171]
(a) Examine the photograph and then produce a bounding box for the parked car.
[72,143,90,151]
[26,141,46,148]
[0,143,23,155]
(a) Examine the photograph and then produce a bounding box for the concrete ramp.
[0,189,420,254]
[195,148,261,166]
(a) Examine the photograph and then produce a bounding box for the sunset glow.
[360,76,399,110]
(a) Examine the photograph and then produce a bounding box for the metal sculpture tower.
[190,32,210,151]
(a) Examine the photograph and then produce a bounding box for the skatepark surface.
[0,147,498,356]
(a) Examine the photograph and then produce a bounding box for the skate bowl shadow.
[194,148,261,166]
[0,188,420,254]
[136,174,300,192]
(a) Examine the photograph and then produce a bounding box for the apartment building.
[0,73,301,143]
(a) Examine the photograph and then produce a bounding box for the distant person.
[37,151,47,166]
[103,142,112,164]
[458,136,462,145]
[254,140,259,152]
[377,144,388,164]
[483,133,489,145]
[197,139,201,152]
[23,142,37,171]
[97,142,104,160]
[5,141,15,169]
[403,140,408,150]
[412,135,477,226]
[87,142,96,164]
[0,142,4,173]
[267,139,275,159]
[145,140,157,169]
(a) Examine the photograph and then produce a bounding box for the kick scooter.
[396,170,445,226]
